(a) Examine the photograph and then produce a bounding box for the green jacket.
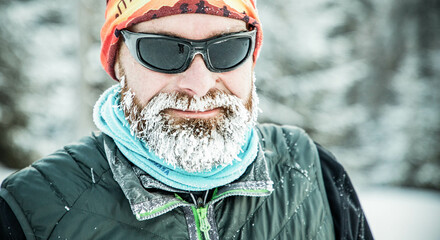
[1,124,335,239]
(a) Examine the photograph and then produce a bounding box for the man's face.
[116,13,253,112]
[115,14,257,172]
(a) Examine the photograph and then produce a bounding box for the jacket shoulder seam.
[63,144,110,184]
[31,164,70,207]
[91,132,107,160]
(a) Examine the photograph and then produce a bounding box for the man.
[0,0,373,239]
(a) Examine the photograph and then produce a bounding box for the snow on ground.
[1,166,439,239]
[359,187,440,240]
[0,165,17,183]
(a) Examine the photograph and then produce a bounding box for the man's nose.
[176,55,217,97]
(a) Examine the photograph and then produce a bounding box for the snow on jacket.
[0,124,373,239]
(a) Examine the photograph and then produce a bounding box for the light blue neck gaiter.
[93,84,259,191]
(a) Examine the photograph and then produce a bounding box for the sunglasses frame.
[120,29,256,74]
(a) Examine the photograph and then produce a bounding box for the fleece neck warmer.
[101,0,262,80]
[93,84,259,191]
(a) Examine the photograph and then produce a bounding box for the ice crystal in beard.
[120,88,256,173]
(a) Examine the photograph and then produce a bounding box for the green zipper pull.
[197,206,211,240]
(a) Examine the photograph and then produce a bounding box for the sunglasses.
[120,29,256,74]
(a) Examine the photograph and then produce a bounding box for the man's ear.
[114,43,126,81]
[114,59,122,80]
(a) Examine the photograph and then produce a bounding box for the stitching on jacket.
[64,146,110,184]
[31,165,70,207]
[290,165,314,182]
[92,132,107,157]
[273,163,294,188]
[59,145,110,206]
[234,165,314,238]
[217,188,268,238]
[229,164,293,237]
[44,207,71,239]
[310,212,329,240]
[66,169,113,208]
[357,211,365,239]
[171,208,188,232]
[31,164,72,238]
[254,126,267,149]
[271,150,322,239]
[309,167,334,240]
[270,185,319,239]
[233,164,296,235]
[234,157,297,237]
[281,127,315,182]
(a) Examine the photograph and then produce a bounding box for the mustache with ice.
[120,88,255,173]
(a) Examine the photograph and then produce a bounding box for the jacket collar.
[103,134,273,221]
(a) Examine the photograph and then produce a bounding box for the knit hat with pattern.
[101,0,262,80]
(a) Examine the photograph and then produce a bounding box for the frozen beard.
[119,79,259,173]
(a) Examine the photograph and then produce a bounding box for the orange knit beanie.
[101,0,262,80]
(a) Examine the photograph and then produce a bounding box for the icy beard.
[119,78,259,173]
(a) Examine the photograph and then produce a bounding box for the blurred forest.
[0,0,439,190]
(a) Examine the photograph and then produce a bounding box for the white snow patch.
[0,165,18,184]
[359,187,440,240]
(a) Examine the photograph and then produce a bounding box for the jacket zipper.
[182,186,272,240]
[191,205,211,240]
[198,206,211,240]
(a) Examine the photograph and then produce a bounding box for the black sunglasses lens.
[208,38,251,70]
[138,38,190,71]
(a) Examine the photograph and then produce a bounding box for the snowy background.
[0,0,439,239]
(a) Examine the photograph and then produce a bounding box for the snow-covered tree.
[0,0,32,168]
[256,0,440,190]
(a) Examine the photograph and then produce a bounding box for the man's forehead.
[128,14,247,40]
